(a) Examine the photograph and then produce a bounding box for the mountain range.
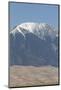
[9,22,58,67]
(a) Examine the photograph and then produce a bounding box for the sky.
[9,2,58,30]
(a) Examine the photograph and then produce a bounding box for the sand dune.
[9,65,58,87]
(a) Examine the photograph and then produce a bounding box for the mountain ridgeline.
[9,22,58,67]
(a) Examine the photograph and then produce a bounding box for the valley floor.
[9,65,59,87]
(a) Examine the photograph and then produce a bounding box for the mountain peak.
[10,22,57,39]
[18,22,52,32]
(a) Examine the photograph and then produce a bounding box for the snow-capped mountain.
[10,22,58,66]
[10,22,57,40]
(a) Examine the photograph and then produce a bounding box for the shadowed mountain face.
[9,22,58,67]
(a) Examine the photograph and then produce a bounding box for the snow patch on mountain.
[10,22,58,40]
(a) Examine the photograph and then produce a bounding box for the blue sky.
[9,2,58,30]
